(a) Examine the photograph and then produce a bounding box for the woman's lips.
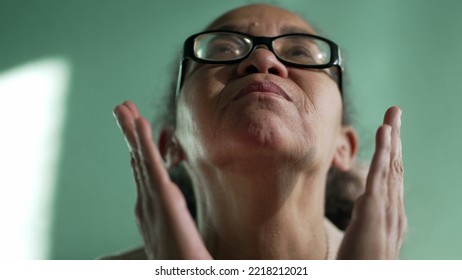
[233,81,292,101]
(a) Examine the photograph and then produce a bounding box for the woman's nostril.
[268,68,278,75]
[246,65,259,74]
[237,49,289,78]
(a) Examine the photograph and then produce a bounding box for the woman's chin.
[201,110,311,167]
[233,112,301,148]
[223,122,306,161]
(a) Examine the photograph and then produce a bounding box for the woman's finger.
[383,107,404,206]
[123,100,141,118]
[114,102,149,220]
[113,104,138,151]
[135,117,172,195]
[383,107,401,160]
[383,107,406,259]
[131,150,148,211]
[131,152,143,196]
[365,124,392,198]
[114,102,146,203]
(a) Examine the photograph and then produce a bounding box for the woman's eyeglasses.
[176,30,343,97]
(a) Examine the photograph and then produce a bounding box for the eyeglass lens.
[193,32,331,66]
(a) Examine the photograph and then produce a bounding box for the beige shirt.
[324,218,344,260]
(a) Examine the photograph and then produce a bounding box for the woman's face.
[175,4,344,172]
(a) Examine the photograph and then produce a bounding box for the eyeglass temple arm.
[175,59,186,99]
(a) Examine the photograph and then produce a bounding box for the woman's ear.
[158,126,185,168]
[332,126,359,171]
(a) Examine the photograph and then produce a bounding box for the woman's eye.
[205,39,243,60]
[208,44,234,55]
[285,46,314,59]
[275,39,324,64]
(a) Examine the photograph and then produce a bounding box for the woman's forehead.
[206,4,317,35]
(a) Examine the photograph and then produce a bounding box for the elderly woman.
[112,3,406,259]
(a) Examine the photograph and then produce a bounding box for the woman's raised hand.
[113,101,211,260]
[338,106,407,259]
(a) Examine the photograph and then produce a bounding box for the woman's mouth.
[233,81,293,102]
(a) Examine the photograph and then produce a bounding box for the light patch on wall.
[0,57,71,259]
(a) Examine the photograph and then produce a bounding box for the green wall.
[2,0,462,259]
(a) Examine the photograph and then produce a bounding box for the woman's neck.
[190,157,330,259]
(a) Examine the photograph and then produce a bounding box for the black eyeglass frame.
[176,30,344,97]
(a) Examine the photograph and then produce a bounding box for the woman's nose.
[236,47,289,78]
